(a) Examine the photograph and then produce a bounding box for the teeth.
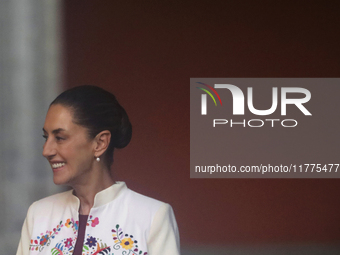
[52,163,65,169]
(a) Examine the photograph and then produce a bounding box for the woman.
[16,85,180,255]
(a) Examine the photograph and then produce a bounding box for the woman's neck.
[72,166,114,215]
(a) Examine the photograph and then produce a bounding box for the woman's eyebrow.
[42,128,66,134]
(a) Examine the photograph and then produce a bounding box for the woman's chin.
[53,175,70,186]
[53,179,65,186]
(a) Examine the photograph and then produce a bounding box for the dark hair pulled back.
[51,85,132,167]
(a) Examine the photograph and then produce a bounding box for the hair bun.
[112,107,132,149]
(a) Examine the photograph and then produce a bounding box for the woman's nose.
[42,139,56,158]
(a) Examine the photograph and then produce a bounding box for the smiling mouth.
[51,162,66,169]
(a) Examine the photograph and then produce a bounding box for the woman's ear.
[94,130,111,156]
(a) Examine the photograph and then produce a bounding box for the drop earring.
[96,157,100,162]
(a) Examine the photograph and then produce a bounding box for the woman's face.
[42,104,96,186]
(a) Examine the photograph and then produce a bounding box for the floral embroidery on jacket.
[50,216,100,255]
[82,237,110,255]
[50,237,77,255]
[89,216,99,227]
[29,219,147,255]
[29,216,98,253]
[29,221,64,252]
[80,224,148,255]
[111,224,147,255]
[81,224,148,255]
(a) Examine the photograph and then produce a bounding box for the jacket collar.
[70,181,127,210]
[93,181,127,207]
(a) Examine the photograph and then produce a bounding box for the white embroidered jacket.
[16,182,180,255]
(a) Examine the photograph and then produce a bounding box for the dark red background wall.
[62,1,340,245]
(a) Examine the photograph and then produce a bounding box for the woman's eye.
[42,135,48,141]
[56,136,64,141]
